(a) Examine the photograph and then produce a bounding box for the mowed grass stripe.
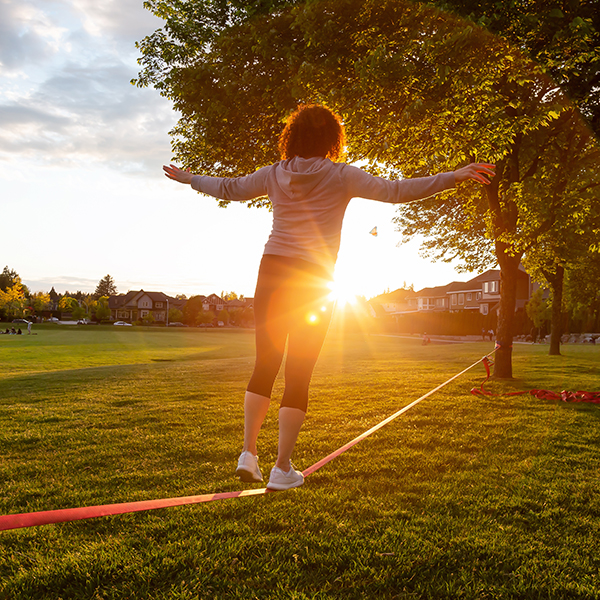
[0,325,256,378]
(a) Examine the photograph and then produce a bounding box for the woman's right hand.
[163,164,195,185]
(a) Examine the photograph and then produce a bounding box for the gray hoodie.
[191,157,455,272]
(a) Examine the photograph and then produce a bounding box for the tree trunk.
[485,157,522,379]
[548,265,564,356]
[494,246,521,379]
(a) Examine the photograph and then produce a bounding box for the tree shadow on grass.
[0,354,254,405]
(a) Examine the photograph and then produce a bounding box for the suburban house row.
[108,291,251,324]
[106,267,532,325]
[370,267,532,317]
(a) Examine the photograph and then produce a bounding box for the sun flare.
[327,278,358,308]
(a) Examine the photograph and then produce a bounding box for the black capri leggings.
[247,254,334,412]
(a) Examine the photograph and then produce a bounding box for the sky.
[0,0,476,300]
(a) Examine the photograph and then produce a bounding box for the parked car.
[47,317,59,322]
[113,321,132,326]
[167,322,188,327]
[77,319,91,325]
[12,319,30,324]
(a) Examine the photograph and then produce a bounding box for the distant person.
[16,328,22,335]
[10,327,16,335]
[422,332,431,345]
[27,321,32,335]
[164,104,495,491]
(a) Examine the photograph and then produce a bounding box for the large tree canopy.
[135,0,593,178]
[436,0,600,136]
[135,0,600,376]
[519,110,600,354]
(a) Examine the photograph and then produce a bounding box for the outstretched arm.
[162,163,270,200]
[163,164,194,185]
[453,163,496,185]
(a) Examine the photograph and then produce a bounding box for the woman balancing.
[163,104,495,491]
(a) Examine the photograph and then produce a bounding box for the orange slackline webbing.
[471,355,600,403]
[303,351,495,476]
[0,352,495,533]
[0,488,272,532]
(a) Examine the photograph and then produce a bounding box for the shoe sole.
[236,466,263,483]
[266,478,304,491]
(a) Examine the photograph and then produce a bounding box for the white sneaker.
[266,463,304,491]
[236,451,263,483]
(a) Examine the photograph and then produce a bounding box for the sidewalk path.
[374,334,489,344]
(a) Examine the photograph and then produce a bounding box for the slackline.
[0,351,494,532]
[471,356,600,403]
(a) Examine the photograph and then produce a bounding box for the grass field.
[1,323,599,599]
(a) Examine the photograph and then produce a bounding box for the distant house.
[108,291,256,325]
[168,296,187,315]
[108,290,181,323]
[373,267,531,317]
[199,293,227,314]
[369,288,417,314]
[446,272,497,315]
[414,281,464,312]
[48,287,60,312]
[226,298,251,312]
[445,268,530,316]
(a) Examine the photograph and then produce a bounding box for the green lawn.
[0,324,599,599]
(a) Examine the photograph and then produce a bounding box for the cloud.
[69,0,165,43]
[0,103,69,128]
[0,0,68,71]
[0,65,175,172]
[0,0,176,173]
[23,275,222,296]
[23,275,100,294]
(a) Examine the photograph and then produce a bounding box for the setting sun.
[327,278,358,308]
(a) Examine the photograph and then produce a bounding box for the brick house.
[199,293,227,314]
[109,290,178,323]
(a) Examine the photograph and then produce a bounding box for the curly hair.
[278,104,346,161]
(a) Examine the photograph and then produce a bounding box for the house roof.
[464,270,501,285]
[108,290,138,309]
[443,278,488,293]
[141,291,171,302]
[169,298,187,309]
[414,268,529,299]
[416,281,463,297]
[463,268,528,286]
[226,299,246,308]
[109,290,177,310]
[203,294,225,304]
[370,288,416,303]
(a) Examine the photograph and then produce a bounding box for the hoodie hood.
[275,156,335,200]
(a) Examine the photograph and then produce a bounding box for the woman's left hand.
[454,163,496,185]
